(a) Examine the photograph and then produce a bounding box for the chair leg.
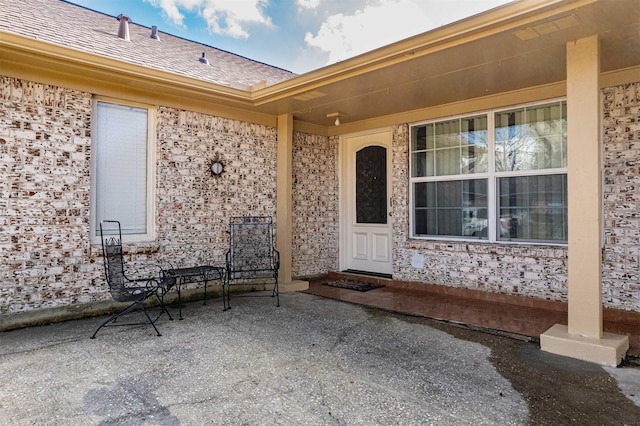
[156,290,173,321]
[140,304,162,337]
[203,280,208,306]
[270,269,280,307]
[90,297,162,339]
[91,312,119,339]
[223,280,231,311]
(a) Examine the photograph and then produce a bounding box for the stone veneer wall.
[0,76,285,317]
[2,74,638,317]
[291,133,339,278]
[392,81,640,312]
[0,76,97,314]
[155,106,278,267]
[391,120,570,302]
[602,81,640,311]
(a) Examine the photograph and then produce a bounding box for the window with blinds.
[92,100,153,240]
[410,99,567,243]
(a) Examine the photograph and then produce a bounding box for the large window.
[410,100,567,243]
[91,99,155,242]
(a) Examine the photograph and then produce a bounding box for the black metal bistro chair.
[91,220,174,339]
[223,216,280,310]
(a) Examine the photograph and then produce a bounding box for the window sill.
[408,236,567,248]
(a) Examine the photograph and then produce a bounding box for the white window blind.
[95,101,148,235]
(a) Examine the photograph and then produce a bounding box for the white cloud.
[146,0,272,38]
[201,0,272,39]
[304,0,432,65]
[145,0,201,27]
[297,0,321,10]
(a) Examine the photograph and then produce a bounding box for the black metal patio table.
[166,265,225,319]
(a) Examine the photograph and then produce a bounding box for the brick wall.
[391,122,570,302]
[2,74,638,319]
[291,133,339,278]
[0,76,286,317]
[0,76,99,314]
[392,82,640,312]
[155,106,279,268]
[603,82,640,311]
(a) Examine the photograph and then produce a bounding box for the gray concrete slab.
[0,292,639,425]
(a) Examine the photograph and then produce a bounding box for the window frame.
[409,98,567,245]
[89,97,157,244]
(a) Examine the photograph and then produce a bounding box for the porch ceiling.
[253,0,640,128]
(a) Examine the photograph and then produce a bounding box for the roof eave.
[250,0,597,104]
[0,31,256,104]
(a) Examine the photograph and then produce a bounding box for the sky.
[66,0,513,74]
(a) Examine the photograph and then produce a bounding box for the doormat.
[323,280,384,292]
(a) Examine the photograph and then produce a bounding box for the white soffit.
[513,14,581,40]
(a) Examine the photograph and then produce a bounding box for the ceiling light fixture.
[326,112,347,127]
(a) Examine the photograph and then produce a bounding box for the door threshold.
[342,269,392,279]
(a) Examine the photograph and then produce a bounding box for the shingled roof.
[0,0,297,88]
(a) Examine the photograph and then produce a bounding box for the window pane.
[495,110,526,171]
[461,116,488,173]
[95,101,148,235]
[463,208,488,237]
[411,116,487,178]
[435,148,460,176]
[414,182,428,208]
[356,146,387,224]
[435,120,459,148]
[411,152,426,177]
[495,102,566,172]
[436,181,461,207]
[411,151,435,177]
[413,179,487,238]
[414,208,434,235]
[426,152,435,177]
[412,126,427,151]
[411,126,435,177]
[426,124,435,149]
[462,179,488,237]
[461,145,487,174]
[498,174,567,241]
[437,209,462,235]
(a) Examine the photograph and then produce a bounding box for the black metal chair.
[223,216,280,310]
[91,220,174,339]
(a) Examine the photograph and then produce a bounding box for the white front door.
[341,129,393,276]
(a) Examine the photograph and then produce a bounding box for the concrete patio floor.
[1,292,639,425]
[306,273,640,359]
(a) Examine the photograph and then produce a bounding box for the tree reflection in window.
[356,146,387,224]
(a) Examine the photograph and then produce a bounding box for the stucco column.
[540,35,628,366]
[566,34,603,338]
[276,114,308,292]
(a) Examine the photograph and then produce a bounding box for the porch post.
[275,114,308,292]
[540,35,628,365]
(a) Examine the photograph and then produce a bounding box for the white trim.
[409,98,568,244]
[339,127,393,274]
[89,96,156,244]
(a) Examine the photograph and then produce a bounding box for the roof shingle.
[1,0,297,88]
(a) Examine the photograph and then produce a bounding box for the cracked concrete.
[0,292,638,425]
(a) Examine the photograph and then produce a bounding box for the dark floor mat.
[323,280,384,292]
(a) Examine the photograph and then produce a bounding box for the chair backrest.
[227,216,276,279]
[100,220,131,302]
